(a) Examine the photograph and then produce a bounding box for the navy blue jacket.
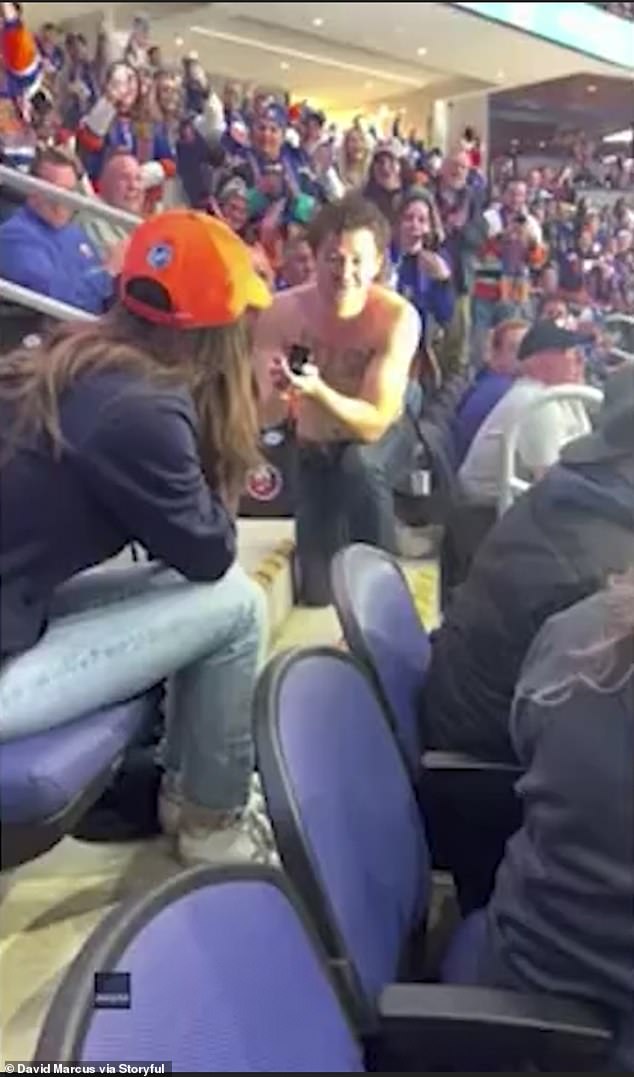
[423,457,634,761]
[0,206,113,314]
[0,370,236,658]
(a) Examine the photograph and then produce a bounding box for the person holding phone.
[254,193,420,605]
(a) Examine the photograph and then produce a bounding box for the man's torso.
[258,284,402,442]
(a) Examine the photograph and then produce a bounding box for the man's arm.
[295,298,421,442]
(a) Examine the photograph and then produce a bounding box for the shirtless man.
[253,193,420,605]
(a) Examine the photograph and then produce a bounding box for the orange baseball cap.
[120,209,272,328]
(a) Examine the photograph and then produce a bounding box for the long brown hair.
[0,304,260,503]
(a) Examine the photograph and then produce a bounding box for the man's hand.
[269,356,323,400]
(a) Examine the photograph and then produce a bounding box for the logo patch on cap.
[147,243,173,270]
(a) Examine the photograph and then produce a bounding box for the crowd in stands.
[592,0,634,18]
[1,5,634,1069]
[0,3,633,344]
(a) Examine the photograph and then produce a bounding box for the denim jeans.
[296,417,415,604]
[0,562,267,813]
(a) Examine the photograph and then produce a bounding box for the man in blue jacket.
[0,145,114,314]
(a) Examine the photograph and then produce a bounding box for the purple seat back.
[256,649,430,1013]
[36,868,363,1073]
[331,546,431,772]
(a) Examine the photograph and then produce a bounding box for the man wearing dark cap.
[459,320,593,505]
[423,361,634,764]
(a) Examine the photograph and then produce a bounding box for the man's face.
[156,73,181,115]
[617,228,633,254]
[443,152,469,190]
[372,152,400,192]
[29,161,76,228]
[283,239,315,287]
[530,347,584,386]
[505,182,527,214]
[316,228,382,317]
[222,193,248,234]
[101,155,143,214]
[253,119,283,160]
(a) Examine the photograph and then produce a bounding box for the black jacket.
[0,370,236,658]
[423,457,634,760]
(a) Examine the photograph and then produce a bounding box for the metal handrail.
[0,278,95,322]
[498,385,604,517]
[0,164,141,229]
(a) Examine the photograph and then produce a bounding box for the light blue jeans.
[0,562,267,813]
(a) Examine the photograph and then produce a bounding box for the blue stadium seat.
[254,647,610,1070]
[35,866,365,1072]
[0,692,159,869]
[330,545,522,907]
[331,544,431,775]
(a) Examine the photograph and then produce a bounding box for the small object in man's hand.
[288,344,311,377]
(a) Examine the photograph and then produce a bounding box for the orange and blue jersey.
[0,14,41,170]
[1,13,42,99]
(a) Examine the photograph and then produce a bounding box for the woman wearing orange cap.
[0,209,272,866]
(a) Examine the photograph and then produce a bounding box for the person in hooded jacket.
[422,361,634,764]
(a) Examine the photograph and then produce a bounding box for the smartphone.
[288,344,311,376]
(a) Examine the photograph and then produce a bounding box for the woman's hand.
[418,249,451,282]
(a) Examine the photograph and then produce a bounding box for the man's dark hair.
[307,193,390,255]
[32,145,82,181]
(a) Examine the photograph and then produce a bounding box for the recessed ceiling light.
[496,70,505,80]
[587,83,597,93]
[365,80,374,89]
[312,16,324,27]
[416,46,427,56]
[175,36,184,47]
[280,61,290,70]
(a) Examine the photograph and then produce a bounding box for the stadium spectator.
[390,187,454,385]
[254,193,420,605]
[336,122,372,192]
[452,576,634,1072]
[453,318,529,463]
[0,145,114,313]
[472,179,546,362]
[81,149,142,261]
[459,320,591,505]
[423,362,634,763]
[277,231,315,289]
[363,141,404,229]
[433,149,487,376]
[0,209,272,866]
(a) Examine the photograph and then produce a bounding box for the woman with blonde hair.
[0,209,272,866]
[448,572,634,1069]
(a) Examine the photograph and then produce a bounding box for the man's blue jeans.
[296,416,415,605]
[0,562,267,813]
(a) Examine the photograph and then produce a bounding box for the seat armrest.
[423,750,522,775]
[374,983,611,1071]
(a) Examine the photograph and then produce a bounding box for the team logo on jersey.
[246,464,283,502]
[147,243,173,270]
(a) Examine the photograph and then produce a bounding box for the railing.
[0,164,142,229]
[0,278,96,323]
[498,385,605,516]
